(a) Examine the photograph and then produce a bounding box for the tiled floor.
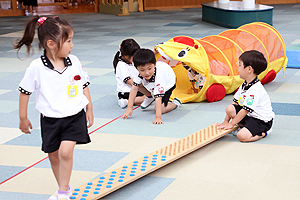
[0,3,300,200]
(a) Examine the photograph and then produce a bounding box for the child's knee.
[58,142,75,160]
[237,134,249,142]
[48,151,59,163]
[225,104,236,117]
[59,149,73,161]
[237,128,252,142]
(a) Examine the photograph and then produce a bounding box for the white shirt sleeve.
[133,74,142,86]
[71,55,90,88]
[19,65,37,95]
[116,62,131,83]
[233,86,242,105]
[153,80,167,97]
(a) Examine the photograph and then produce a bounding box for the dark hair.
[113,38,140,73]
[239,50,267,75]
[13,16,73,57]
[133,48,156,68]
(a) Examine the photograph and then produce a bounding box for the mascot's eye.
[177,49,188,59]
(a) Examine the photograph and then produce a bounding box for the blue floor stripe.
[272,102,300,116]
[164,23,198,27]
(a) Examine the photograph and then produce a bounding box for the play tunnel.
[155,22,287,103]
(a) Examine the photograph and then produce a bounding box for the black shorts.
[118,91,144,99]
[23,0,38,6]
[234,104,273,136]
[161,84,176,107]
[41,109,91,153]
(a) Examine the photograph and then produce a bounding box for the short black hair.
[133,48,156,68]
[239,50,268,75]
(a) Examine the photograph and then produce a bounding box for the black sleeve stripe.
[243,106,253,113]
[18,87,32,95]
[123,76,131,83]
[133,82,140,86]
[83,82,90,89]
[154,93,164,98]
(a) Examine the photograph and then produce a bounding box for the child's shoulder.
[156,61,174,73]
[117,59,128,67]
[156,61,169,67]
[27,56,44,69]
[254,80,264,88]
[251,80,268,93]
[68,54,80,62]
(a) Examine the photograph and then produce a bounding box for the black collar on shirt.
[148,67,156,82]
[118,57,133,66]
[242,77,259,90]
[41,50,72,73]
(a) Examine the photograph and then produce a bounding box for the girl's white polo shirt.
[115,59,139,93]
[133,61,176,98]
[19,54,90,118]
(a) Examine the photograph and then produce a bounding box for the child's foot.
[140,96,155,109]
[32,10,38,16]
[230,130,238,137]
[263,128,273,138]
[48,191,58,200]
[25,10,31,16]
[118,98,128,109]
[48,186,72,200]
[172,97,182,109]
[57,193,70,200]
[229,127,241,137]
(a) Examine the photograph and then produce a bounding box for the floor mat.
[286,44,300,68]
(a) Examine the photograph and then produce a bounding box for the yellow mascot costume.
[155,22,287,103]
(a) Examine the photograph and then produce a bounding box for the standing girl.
[23,0,38,16]
[113,38,152,109]
[14,16,93,200]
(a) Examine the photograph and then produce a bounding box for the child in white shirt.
[15,16,93,200]
[113,39,152,108]
[218,50,274,142]
[122,49,182,125]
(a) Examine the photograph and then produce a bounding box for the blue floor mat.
[286,44,300,68]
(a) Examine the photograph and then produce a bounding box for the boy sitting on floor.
[122,48,182,125]
[217,50,274,142]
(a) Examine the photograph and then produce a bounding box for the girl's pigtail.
[13,16,40,56]
[113,50,121,74]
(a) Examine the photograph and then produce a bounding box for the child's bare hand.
[217,122,225,129]
[153,118,164,125]
[218,122,233,130]
[19,118,32,134]
[122,108,133,119]
[86,109,94,128]
[217,121,228,129]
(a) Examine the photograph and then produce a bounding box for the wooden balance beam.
[70,123,237,200]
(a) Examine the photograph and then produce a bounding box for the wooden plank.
[70,123,237,200]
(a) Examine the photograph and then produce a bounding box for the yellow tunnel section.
[155,22,287,103]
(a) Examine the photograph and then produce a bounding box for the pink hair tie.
[37,17,47,27]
